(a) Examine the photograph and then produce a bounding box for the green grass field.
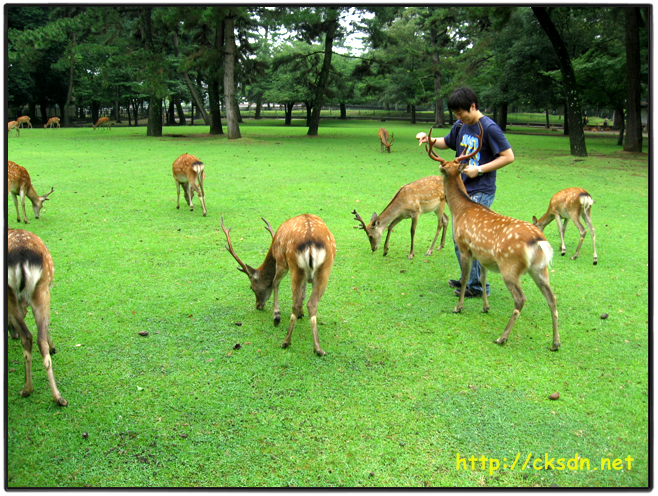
[6,120,649,487]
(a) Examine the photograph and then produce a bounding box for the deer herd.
[7,121,599,406]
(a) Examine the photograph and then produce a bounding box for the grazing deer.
[8,161,54,224]
[221,214,336,356]
[418,122,560,351]
[93,116,111,130]
[172,153,207,216]
[8,120,20,137]
[17,115,32,128]
[532,188,598,265]
[8,229,67,406]
[378,127,394,153]
[352,175,449,259]
[44,117,60,129]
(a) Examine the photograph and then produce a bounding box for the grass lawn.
[5,119,649,487]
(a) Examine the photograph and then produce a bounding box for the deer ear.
[532,216,538,224]
[458,162,469,173]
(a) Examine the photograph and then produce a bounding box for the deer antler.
[425,127,446,164]
[352,209,368,230]
[261,217,275,238]
[41,187,54,201]
[221,216,253,275]
[388,133,394,146]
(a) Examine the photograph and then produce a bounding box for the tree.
[532,7,587,157]
[224,8,241,139]
[624,7,644,152]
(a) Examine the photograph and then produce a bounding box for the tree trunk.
[63,32,76,127]
[285,103,293,126]
[175,96,186,125]
[500,103,508,133]
[255,93,263,119]
[224,10,241,139]
[172,32,210,125]
[532,7,587,157]
[147,96,162,136]
[307,9,338,136]
[167,99,176,125]
[616,105,626,146]
[305,102,313,127]
[208,79,224,134]
[410,104,417,125]
[545,108,550,128]
[624,7,643,152]
[340,102,347,120]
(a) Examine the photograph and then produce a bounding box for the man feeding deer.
[417,87,515,298]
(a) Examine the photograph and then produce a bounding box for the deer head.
[221,216,275,310]
[421,121,483,178]
[352,210,383,252]
[33,188,55,219]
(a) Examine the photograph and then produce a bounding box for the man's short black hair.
[448,87,479,112]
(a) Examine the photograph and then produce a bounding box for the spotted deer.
[172,153,207,216]
[93,116,111,130]
[8,161,54,224]
[532,188,598,265]
[221,214,336,356]
[44,117,61,129]
[352,175,449,259]
[418,121,560,351]
[17,115,32,128]
[8,121,20,137]
[8,229,67,406]
[378,128,394,153]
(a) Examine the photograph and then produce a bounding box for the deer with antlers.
[44,117,61,129]
[378,128,394,153]
[8,120,20,137]
[172,153,207,216]
[93,116,111,130]
[8,229,67,406]
[417,121,560,351]
[8,161,54,224]
[221,214,336,356]
[17,115,32,128]
[532,187,598,265]
[353,175,449,259]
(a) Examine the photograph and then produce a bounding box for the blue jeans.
[453,191,495,295]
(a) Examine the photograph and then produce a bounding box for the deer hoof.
[425,250,433,256]
[273,314,281,327]
[482,306,490,314]
[560,251,566,256]
[56,397,68,407]
[203,213,207,217]
[19,389,32,398]
[593,260,598,266]
[494,337,507,345]
[570,255,578,260]
[281,342,290,349]
[550,342,561,351]
[452,307,462,314]
[315,349,326,357]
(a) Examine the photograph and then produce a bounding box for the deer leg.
[408,215,419,259]
[271,267,288,327]
[555,216,568,256]
[481,266,490,313]
[383,218,402,256]
[306,277,329,357]
[582,208,597,265]
[454,254,474,314]
[32,288,66,406]
[426,209,447,255]
[184,183,195,211]
[529,266,560,351]
[8,291,34,398]
[197,176,207,217]
[282,271,306,349]
[10,192,21,223]
[19,191,29,224]
[175,181,181,209]
[495,275,526,345]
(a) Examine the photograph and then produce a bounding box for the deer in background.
[222,214,336,356]
[172,153,207,216]
[8,161,55,224]
[44,117,60,129]
[17,115,32,128]
[378,128,394,153]
[8,229,67,406]
[418,122,560,351]
[8,121,20,137]
[93,116,111,130]
[532,187,598,265]
[353,175,449,259]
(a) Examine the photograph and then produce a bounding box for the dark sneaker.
[448,279,462,289]
[455,288,489,298]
